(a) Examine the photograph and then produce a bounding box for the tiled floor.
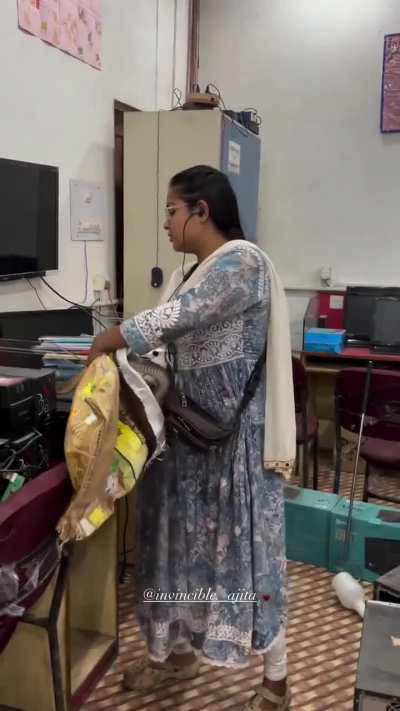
[82,461,398,710]
[82,562,369,711]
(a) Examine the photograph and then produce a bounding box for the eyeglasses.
[165,204,187,219]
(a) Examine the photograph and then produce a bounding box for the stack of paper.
[35,336,93,401]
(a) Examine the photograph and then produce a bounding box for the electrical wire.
[15,429,43,457]
[26,278,47,310]
[1,429,43,472]
[27,263,106,323]
[171,0,178,109]
[172,87,184,109]
[167,215,197,302]
[205,83,263,138]
[7,278,95,372]
[155,0,160,108]
[207,83,249,136]
[0,452,18,471]
[180,214,191,281]
[106,284,122,322]
[32,240,101,315]
[155,111,160,266]
[205,83,227,109]
[27,267,95,323]
[40,276,107,329]
[83,241,88,304]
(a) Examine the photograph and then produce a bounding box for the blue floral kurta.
[121,241,287,668]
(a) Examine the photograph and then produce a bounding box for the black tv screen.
[372,297,400,347]
[0,157,58,280]
[344,286,400,345]
[344,287,383,343]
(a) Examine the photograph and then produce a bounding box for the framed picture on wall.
[381,33,400,133]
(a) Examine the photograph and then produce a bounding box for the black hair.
[169,165,245,240]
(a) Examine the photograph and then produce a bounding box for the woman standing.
[88,166,295,710]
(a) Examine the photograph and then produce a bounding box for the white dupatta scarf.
[160,241,296,478]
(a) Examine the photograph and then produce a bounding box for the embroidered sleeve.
[121,301,182,353]
[120,244,270,354]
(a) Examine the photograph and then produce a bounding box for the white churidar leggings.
[172,628,287,680]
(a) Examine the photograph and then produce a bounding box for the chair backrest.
[0,462,72,566]
[335,367,400,442]
[292,357,308,414]
[0,463,72,654]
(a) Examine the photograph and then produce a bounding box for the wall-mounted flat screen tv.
[0,157,58,281]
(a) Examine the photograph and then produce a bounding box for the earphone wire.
[181,213,194,281]
[167,214,196,302]
[166,212,198,370]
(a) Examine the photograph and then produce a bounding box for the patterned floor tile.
[82,462,397,710]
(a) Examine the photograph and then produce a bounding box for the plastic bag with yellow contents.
[57,354,148,541]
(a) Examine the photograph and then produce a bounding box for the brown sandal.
[123,656,200,691]
[242,684,291,710]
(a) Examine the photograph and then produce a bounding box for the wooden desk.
[301,347,400,449]
[303,346,400,370]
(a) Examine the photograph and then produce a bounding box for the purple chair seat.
[334,367,400,501]
[360,437,400,471]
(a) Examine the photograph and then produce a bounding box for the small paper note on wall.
[228,141,241,175]
[329,295,344,310]
[70,179,105,241]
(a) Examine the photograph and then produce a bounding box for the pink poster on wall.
[17,0,102,70]
[381,34,400,133]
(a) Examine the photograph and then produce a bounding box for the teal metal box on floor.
[284,485,340,568]
[304,328,345,354]
[329,498,400,582]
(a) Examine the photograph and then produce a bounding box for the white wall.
[199,0,400,344]
[0,0,189,312]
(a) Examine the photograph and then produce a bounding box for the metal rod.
[344,360,373,558]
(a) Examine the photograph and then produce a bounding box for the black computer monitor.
[344,287,386,345]
[344,286,400,346]
[372,297,400,349]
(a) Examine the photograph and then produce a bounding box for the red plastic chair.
[292,357,319,489]
[334,367,400,502]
